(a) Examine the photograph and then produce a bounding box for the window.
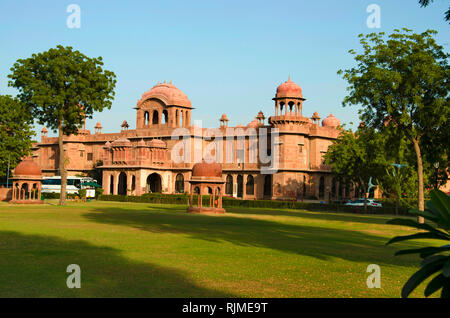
[175,174,184,193]
[225,175,233,195]
[87,153,93,161]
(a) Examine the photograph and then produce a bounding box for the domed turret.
[322,113,340,128]
[275,76,303,99]
[14,158,42,177]
[192,161,222,179]
[139,82,191,108]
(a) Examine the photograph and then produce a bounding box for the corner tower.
[269,76,309,126]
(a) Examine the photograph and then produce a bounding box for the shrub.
[386,190,450,298]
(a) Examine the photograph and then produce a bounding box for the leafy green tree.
[0,95,35,179]
[338,29,450,222]
[324,127,386,211]
[8,45,116,205]
[387,190,450,298]
[419,0,450,23]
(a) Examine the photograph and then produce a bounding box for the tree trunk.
[411,137,424,223]
[58,121,67,206]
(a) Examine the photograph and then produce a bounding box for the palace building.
[30,78,363,201]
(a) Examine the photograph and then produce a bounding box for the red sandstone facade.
[30,78,364,201]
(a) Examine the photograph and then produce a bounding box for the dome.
[247,119,258,128]
[95,122,102,128]
[148,139,167,148]
[14,158,42,177]
[276,77,303,99]
[311,111,320,120]
[137,139,147,147]
[139,82,191,107]
[220,114,229,121]
[41,127,48,133]
[322,113,340,127]
[192,161,222,178]
[111,137,131,147]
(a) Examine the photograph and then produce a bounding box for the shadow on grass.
[0,231,234,297]
[226,206,409,225]
[83,205,426,268]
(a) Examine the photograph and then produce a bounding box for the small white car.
[345,198,382,208]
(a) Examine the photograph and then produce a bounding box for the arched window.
[319,176,325,199]
[163,110,168,124]
[246,175,254,195]
[175,174,184,193]
[288,101,295,113]
[152,110,159,125]
[144,111,149,126]
[225,175,233,195]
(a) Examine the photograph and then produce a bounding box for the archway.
[147,173,162,193]
[237,175,243,198]
[319,176,325,199]
[163,110,168,124]
[152,110,159,125]
[246,175,254,195]
[144,111,149,126]
[264,175,272,197]
[225,175,233,195]
[175,173,184,193]
[109,175,114,194]
[118,172,127,195]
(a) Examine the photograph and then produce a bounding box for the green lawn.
[0,200,438,298]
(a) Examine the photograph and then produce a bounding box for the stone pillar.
[127,173,133,196]
[113,173,118,195]
[103,172,111,195]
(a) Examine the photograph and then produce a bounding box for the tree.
[8,45,116,205]
[419,0,450,23]
[338,29,450,223]
[0,95,35,179]
[324,127,386,211]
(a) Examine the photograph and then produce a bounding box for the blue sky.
[0,0,449,138]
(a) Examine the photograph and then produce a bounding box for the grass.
[0,200,439,298]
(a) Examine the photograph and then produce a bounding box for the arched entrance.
[237,175,243,198]
[118,172,127,195]
[319,176,325,199]
[225,175,233,195]
[264,175,272,197]
[147,173,162,193]
[152,110,159,125]
[175,173,184,193]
